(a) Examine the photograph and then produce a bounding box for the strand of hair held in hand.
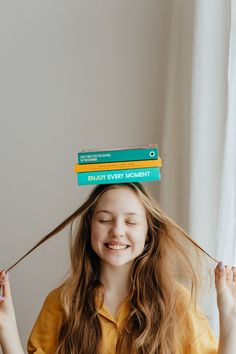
[6,200,91,272]
[6,200,218,272]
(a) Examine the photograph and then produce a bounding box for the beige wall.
[0,1,172,350]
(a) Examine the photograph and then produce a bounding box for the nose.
[109,219,125,238]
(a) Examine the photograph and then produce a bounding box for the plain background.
[0,0,215,351]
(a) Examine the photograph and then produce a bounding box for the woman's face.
[91,187,148,268]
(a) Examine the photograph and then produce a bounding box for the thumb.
[1,271,12,299]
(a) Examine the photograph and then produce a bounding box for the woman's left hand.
[215,261,236,322]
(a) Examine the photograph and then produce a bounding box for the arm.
[218,317,236,354]
[0,271,24,354]
[215,262,236,354]
[0,326,24,354]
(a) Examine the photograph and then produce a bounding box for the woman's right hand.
[0,270,17,331]
[0,270,24,354]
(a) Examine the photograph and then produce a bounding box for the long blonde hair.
[54,183,216,354]
[7,182,217,353]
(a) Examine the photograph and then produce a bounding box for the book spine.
[78,147,158,164]
[74,158,162,172]
[80,143,157,153]
[77,167,161,185]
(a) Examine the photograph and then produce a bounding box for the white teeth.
[107,244,128,250]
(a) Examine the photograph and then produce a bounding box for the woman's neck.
[100,262,132,298]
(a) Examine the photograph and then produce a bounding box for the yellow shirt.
[27,285,218,354]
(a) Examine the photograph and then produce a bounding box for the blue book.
[78,145,158,164]
[77,167,161,185]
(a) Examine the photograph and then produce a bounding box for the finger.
[0,270,6,281]
[0,270,7,289]
[225,266,232,285]
[232,266,236,283]
[1,271,11,298]
[0,276,5,300]
[0,295,5,302]
[0,277,7,286]
[215,261,224,271]
[215,262,225,289]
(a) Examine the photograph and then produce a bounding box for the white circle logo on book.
[149,151,156,157]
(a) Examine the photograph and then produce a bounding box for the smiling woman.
[90,188,148,268]
[0,183,235,354]
[25,182,219,354]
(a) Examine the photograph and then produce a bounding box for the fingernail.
[6,271,9,280]
[218,261,224,270]
[0,296,5,302]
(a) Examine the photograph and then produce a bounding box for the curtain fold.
[216,0,236,266]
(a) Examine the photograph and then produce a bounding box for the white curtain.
[159,0,236,337]
[216,0,236,268]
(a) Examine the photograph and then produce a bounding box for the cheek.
[90,227,104,249]
[91,228,97,243]
[90,224,96,247]
[90,232,99,255]
[140,226,148,247]
[132,230,148,248]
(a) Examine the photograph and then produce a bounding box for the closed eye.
[98,220,138,225]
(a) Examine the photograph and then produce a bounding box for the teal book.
[77,167,161,185]
[78,145,158,164]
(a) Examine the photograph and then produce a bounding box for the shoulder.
[37,286,65,324]
[42,286,63,309]
[31,285,65,325]
[34,286,64,319]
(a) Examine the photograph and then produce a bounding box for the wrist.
[0,317,18,333]
[219,315,236,336]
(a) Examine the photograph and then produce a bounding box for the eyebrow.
[95,210,143,217]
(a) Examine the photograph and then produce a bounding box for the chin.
[103,258,134,268]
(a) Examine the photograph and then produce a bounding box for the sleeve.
[27,287,64,354]
[177,285,218,354]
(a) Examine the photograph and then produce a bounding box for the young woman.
[0,182,236,353]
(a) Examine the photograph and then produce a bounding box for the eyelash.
[98,220,137,225]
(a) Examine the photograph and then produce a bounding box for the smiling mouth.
[104,243,130,250]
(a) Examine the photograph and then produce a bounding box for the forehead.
[94,187,146,214]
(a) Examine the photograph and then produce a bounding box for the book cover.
[77,167,161,185]
[78,146,159,164]
[74,158,162,172]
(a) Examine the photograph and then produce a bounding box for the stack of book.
[74,144,162,185]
